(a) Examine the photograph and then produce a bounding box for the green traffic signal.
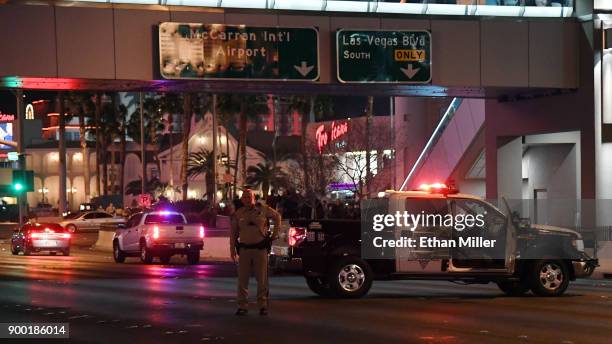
[11,170,34,193]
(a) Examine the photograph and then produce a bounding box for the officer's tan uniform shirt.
[230,204,281,252]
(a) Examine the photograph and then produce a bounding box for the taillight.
[60,233,71,239]
[288,227,306,247]
[153,226,160,240]
[30,232,43,239]
[199,226,205,239]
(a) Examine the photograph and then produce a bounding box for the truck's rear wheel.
[328,257,373,298]
[187,250,200,265]
[140,241,153,264]
[497,279,529,296]
[305,277,332,297]
[528,259,569,297]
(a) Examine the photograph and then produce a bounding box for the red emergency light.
[417,182,458,195]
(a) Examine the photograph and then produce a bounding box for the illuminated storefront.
[308,116,394,198]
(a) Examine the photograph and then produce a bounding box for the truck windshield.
[144,214,185,224]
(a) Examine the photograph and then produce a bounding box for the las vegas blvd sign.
[159,23,319,81]
[336,30,432,83]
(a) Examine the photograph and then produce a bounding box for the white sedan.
[60,211,125,233]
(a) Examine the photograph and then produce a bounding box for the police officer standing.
[230,189,281,316]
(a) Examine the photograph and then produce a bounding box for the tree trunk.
[57,92,67,214]
[181,94,192,200]
[109,94,117,195]
[233,139,240,196]
[262,181,270,201]
[94,93,102,197]
[119,109,126,199]
[79,112,91,200]
[365,96,374,197]
[102,135,108,197]
[239,103,247,187]
[225,126,231,198]
[205,171,214,201]
[110,147,116,194]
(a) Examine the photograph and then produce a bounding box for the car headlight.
[572,239,584,252]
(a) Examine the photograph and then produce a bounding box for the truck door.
[395,198,452,273]
[123,213,143,252]
[449,199,507,270]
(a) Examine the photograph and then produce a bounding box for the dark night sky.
[0,90,55,114]
[330,96,390,121]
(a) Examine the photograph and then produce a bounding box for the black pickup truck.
[289,190,598,298]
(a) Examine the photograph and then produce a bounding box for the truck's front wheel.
[528,259,569,296]
[305,277,332,297]
[328,257,373,298]
[113,241,125,263]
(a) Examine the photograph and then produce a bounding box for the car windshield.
[63,213,81,220]
[144,214,185,225]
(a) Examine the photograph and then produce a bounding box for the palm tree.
[118,101,128,198]
[99,96,121,195]
[215,95,240,196]
[127,93,166,182]
[246,158,287,200]
[239,95,268,186]
[179,93,213,201]
[187,149,215,200]
[159,93,183,200]
[65,92,94,201]
[93,93,103,197]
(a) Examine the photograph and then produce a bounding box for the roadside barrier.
[95,225,117,251]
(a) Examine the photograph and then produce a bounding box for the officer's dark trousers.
[237,248,269,309]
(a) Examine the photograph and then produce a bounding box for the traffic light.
[13,182,23,192]
[12,170,34,193]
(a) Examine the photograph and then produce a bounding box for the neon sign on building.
[315,121,349,153]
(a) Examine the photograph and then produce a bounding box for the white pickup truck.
[112,211,204,265]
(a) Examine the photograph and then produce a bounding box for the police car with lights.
[289,183,598,298]
[112,210,204,265]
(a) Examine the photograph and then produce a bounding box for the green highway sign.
[159,23,319,81]
[336,30,431,83]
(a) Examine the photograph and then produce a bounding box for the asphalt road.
[0,236,610,344]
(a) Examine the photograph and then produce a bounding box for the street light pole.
[140,92,146,196]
